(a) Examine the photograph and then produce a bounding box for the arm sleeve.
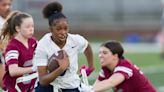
[5,45,19,65]
[114,66,133,79]
[98,67,111,81]
[98,69,106,81]
[33,41,48,66]
[74,34,88,53]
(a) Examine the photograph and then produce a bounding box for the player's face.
[51,18,68,43]
[0,0,12,18]
[98,46,116,67]
[16,17,34,39]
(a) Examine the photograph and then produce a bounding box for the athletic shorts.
[35,82,80,92]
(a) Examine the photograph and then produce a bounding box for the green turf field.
[1,53,164,92]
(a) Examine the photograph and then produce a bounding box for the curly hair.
[42,1,66,26]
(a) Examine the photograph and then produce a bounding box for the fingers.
[56,50,69,67]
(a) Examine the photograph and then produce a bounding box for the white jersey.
[0,16,5,63]
[34,33,88,89]
[0,16,5,30]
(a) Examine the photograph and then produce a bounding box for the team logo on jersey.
[32,43,36,48]
[71,45,76,48]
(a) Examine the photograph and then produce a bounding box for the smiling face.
[50,18,68,44]
[0,0,12,18]
[98,46,118,67]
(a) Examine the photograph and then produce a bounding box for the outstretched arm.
[93,73,125,92]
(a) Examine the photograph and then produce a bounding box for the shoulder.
[68,33,84,39]
[7,39,19,48]
[5,39,20,53]
[35,33,52,51]
[67,33,88,43]
[117,59,132,66]
[38,33,51,44]
[114,59,133,79]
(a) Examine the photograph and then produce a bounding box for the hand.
[56,50,69,71]
[80,65,94,76]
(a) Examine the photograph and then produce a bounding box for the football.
[47,50,64,73]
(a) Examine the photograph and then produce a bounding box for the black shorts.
[61,88,79,92]
[35,82,53,92]
[35,82,80,92]
[0,53,3,64]
[0,58,2,64]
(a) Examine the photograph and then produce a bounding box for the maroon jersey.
[98,59,156,92]
[3,37,37,92]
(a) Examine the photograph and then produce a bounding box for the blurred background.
[12,0,161,42]
[9,0,164,92]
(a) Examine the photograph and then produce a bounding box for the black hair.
[42,1,66,26]
[101,40,124,59]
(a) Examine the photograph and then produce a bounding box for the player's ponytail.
[0,10,32,51]
[42,1,66,26]
[0,11,20,51]
[0,11,20,40]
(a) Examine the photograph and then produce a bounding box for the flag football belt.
[15,72,38,92]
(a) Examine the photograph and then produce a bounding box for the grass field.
[78,53,164,92]
[0,52,164,92]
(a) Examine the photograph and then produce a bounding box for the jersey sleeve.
[98,67,111,81]
[98,69,106,81]
[114,66,133,79]
[74,34,88,53]
[33,41,48,66]
[5,45,19,65]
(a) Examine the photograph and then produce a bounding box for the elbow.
[9,71,18,77]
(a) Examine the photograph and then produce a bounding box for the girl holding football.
[34,1,94,92]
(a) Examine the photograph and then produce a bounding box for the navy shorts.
[35,82,80,92]
[0,59,2,64]
[0,53,3,64]
[61,88,79,92]
[35,82,53,92]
